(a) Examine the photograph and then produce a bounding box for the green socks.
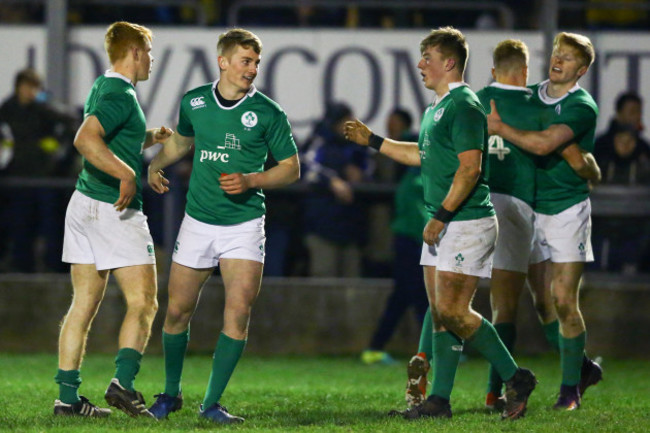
[487,322,516,395]
[466,318,518,382]
[163,329,190,397]
[543,320,560,351]
[202,333,246,409]
[430,331,463,400]
[55,369,82,404]
[114,348,142,392]
[560,332,586,386]
[418,307,434,362]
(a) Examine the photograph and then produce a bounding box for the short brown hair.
[14,68,42,91]
[420,27,468,74]
[217,28,262,58]
[553,32,595,68]
[104,21,153,64]
[493,39,528,73]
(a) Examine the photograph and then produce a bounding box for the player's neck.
[433,73,463,97]
[546,80,577,98]
[495,73,526,88]
[217,80,249,100]
[110,62,137,86]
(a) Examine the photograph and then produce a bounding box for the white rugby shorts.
[172,213,266,268]
[62,190,156,271]
[420,215,497,278]
[491,193,550,273]
[535,198,594,263]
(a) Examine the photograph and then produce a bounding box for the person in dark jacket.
[0,68,77,272]
[301,102,370,277]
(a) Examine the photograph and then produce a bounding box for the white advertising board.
[1,27,649,142]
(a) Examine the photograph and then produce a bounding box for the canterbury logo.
[190,97,206,108]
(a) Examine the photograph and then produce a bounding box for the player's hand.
[148,166,170,194]
[114,176,136,211]
[330,176,354,204]
[220,172,250,194]
[153,126,174,143]
[344,119,372,146]
[487,100,502,136]
[423,218,445,246]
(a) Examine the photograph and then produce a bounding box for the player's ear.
[491,67,496,80]
[446,58,456,71]
[218,55,227,70]
[576,65,588,78]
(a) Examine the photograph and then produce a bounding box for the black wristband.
[433,206,454,224]
[368,133,385,150]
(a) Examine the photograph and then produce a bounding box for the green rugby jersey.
[391,167,427,241]
[419,83,494,221]
[476,83,541,206]
[177,82,298,225]
[76,72,146,210]
[530,80,598,215]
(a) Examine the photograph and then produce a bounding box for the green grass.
[0,353,648,432]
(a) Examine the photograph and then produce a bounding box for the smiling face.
[418,45,449,91]
[548,44,587,86]
[219,45,260,95]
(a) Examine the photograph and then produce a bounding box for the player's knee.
[553,297,578,322]
[126,292,158,317]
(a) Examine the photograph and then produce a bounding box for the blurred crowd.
[1,0,649,30]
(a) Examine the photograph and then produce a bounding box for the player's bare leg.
[200,258,263,424]
[486,268,527,410]
[551,261,587,410]
[105,264,158,418]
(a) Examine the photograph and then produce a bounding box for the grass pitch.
[0,353,647,432]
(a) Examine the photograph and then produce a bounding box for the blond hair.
[104,21,153,64]
[553,32,595,67]
[217,28,263,58]
[493,39,529,73]
[420,26,468,74]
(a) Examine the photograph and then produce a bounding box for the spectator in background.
[592,92,650,273]
[361,108,429,365]
[0,68,77,272]
[301,102,370,277]
[595,92,650,185]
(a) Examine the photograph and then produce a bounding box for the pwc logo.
[190,96,206,110]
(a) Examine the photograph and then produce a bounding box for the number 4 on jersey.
[488,135,510,161]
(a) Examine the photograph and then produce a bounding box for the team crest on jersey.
[241,111,258,128]
[434,107,445,121]
[555,104,562,115]
[190,96,206,110]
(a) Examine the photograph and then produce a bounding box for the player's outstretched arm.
[220,153,300,195]
[344,119,421,166]
[148,132,194,194]
[74,115,136,211]
[488,100,574,155]
[560,144,601,184]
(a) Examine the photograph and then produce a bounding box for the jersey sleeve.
[176,96,195,137]
[452,104,486,153]
[265,110,297,161]
[87,93,132,137]
[551,101,597,140]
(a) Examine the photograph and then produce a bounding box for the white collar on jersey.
[433,81,467,107]
[211,79,257,110]
[104,70,134,86]
[489,81,532,94]
[536,79,581,105]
